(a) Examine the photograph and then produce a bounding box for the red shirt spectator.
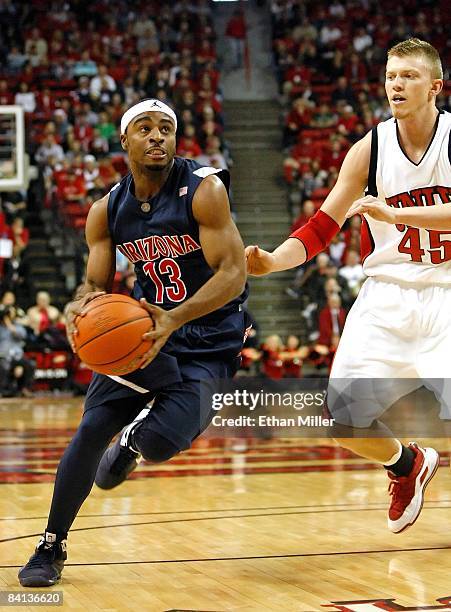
[284,65,312,88]
[74,116,94,151]
[290,199,316,233]
[226,10,247,39]
[337,106,360,134]
[281,335,308,378]
[177,136,202,159]
[0,80,14,105]
[317,294,347,348]
[261,335,284,380]
[35,88,56,115]
[57,171,87,202]
[285,98,313,132]
[321,140,347,170]
[345,53,368,83]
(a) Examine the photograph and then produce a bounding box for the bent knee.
[138,431,180,463]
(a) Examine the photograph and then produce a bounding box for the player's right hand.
[245,245,276,276]
[64,291,105,352]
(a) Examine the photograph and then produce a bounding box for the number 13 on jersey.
[143,258,187,303]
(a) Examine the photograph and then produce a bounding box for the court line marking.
[1,499,451,522]
[1,545,451,569]
[1,505,450,545]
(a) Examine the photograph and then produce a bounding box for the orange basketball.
[73,294,154,376]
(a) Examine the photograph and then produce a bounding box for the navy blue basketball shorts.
[83,310,247,451]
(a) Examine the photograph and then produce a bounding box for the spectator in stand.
[286,252,330,301]
[282,55,312,100]
[319,21,342,47]
[73,50,98,78]
[329,0,345,19]
[57,168,87,204]
[65,139,84,164]
[91,128,109,156]
[0,290,28,326]
[98,158,121,190]
[283,97,313,148]
[261,335,284,380]
[196,136,228,170]
[311,103,337,129]
[345,52,368,84]
[321,138,347,172]
[198,117,223,151]
[339,249,366,298]
[328,232,346,268]
[14,82,36,114]
[53,110,70,144]
[281,335,309,378]
[337,105,359,137]
[35,135,65,167]
[25,27,48,64]
[331,76,355,107]
[0,80,14,105]
[200,104,224,131]
[83,155,104,199]
[119,76,139,108]
[27,291,63,337]
[353,27,373,54]
[226,8,247,70]
[89,64,116,104]
[25,43,42,68]
[0,192,27,223]
[74,114,94,152]
[314,293,347,371]
[343,214,362,256]
[109,93,126,125]
[97,111,116,148]
[197,76,222,115]
[7,217,29,262]
[0,305,34,397]
[136,21,159,55]
[290,199,316,234]
[7,46,28,74]
[176,124,202,159]
[74,76,92,105]
[322,263,353,308]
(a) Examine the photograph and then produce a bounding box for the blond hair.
[388,38,443,79]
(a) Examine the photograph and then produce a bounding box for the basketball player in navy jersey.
[19,99,248,587]
[247,39,450,533]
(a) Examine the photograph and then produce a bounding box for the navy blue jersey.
[108,157,248,323]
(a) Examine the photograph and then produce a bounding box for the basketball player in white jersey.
[246,39,450,533]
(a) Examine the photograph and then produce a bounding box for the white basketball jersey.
[362,110,451,284]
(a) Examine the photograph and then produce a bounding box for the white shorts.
[328,277,451,426]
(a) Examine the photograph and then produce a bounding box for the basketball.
[73,294,154,376]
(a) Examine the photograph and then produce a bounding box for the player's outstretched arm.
[139,174,246,367]
[246,133,371,276]
[347,194,451,230]
[245,241,306,275]
[64,195,116,350]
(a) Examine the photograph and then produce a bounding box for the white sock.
[383,440,403,466]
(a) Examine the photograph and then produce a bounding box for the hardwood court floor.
[0,398,450,612]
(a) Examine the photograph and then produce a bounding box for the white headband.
[120,99,177,135]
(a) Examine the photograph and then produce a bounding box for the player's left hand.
[138,299,180,368]
[346,195,397,224]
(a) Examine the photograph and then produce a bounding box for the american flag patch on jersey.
[179,186,188,196]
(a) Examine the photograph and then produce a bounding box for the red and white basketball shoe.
[387,442,439,533]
